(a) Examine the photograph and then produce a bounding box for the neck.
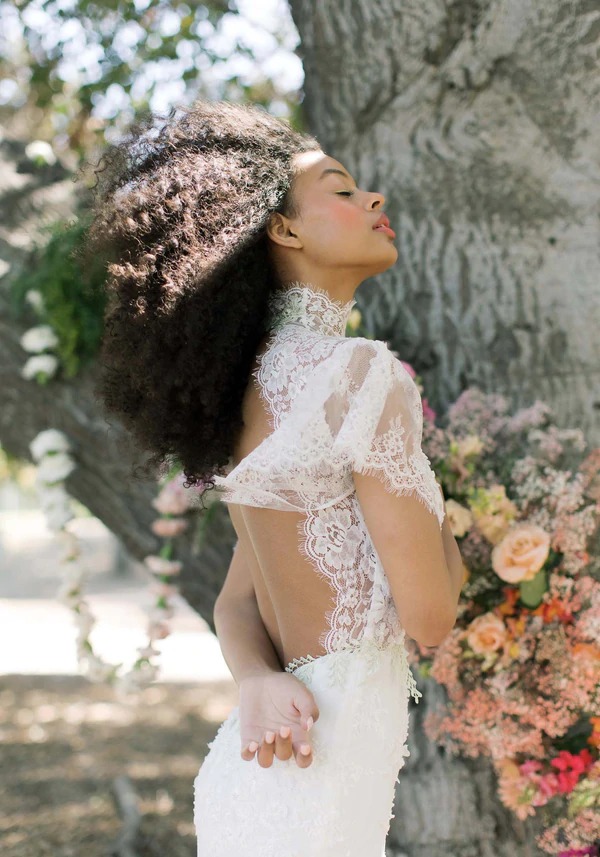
[266,280,357,337]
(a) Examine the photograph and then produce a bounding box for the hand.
[238,670,320,769]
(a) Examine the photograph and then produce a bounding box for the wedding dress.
[193,281,446,857]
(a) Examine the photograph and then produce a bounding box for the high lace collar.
[265,281,357,337]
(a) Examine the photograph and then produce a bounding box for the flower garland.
[20,289,205,694]
[406,380,600,857]
[28,429,201,694]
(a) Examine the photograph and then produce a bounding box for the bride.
[84,98,464,856]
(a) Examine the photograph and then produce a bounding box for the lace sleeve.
[330,339,445,528]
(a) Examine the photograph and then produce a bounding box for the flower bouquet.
[406,381,599,856]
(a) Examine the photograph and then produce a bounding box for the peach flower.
[151,517,189,538]
[491,524,551,584]
[150,580,178,599]
[467,612,508,655]
[445,499,473,537]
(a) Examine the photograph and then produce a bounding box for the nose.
[368,191,385,209]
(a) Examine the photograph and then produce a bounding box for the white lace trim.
[265,280,357,337]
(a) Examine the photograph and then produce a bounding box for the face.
[267,150,398,282]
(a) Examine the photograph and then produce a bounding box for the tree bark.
[290,0,600,445]
[288,0,599,852]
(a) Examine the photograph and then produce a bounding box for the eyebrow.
[318,167,353,182]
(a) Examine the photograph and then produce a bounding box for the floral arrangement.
[402,369,600,857]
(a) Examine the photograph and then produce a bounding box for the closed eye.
[336,191,355,197]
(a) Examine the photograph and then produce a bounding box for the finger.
[274,724,293,761]
[292,739,314,768]
[240,740,259,761]
[256,730,276,769]
[295,701,319,732]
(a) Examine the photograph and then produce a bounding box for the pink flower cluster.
[412,382,600,855]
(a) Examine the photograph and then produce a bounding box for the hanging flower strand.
[27,427,198,694]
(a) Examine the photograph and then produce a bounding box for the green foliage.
[9,214,107,378]
[1,0,306,160]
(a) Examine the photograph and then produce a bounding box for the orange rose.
[491,524,550,584]
[467,612,507,655]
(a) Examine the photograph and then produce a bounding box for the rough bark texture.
[288,0,599,852]
[291,0,600,445]
[0,136,227,632]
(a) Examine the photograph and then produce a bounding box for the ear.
[266,212,303,249]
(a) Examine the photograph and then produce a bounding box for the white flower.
[22,353,59,381]
[37,481,70,506]
[25,289,45,314]
[36,451,76,484]
[136,644,160,660]
[30,429,71,461]
[143,555,182,576]
[25,140,57,166]
[44,501,75,532]
[83,654,114,682]
[20,324,59,353]
[74,610,95,636]
[62,561,88,587]
[56,528,81,562]
[56,578,82,607]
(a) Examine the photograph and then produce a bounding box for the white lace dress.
[193,282,445,857]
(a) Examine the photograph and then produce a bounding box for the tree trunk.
[288,0,599,852]
[290,0,600,444]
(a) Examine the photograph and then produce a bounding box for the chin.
[371,246,399,274]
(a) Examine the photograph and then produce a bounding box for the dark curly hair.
[80,99,321,503]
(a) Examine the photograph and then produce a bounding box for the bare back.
[211,283,446,674]
[226,334,336,671]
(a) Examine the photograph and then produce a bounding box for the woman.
[84,99,464,856]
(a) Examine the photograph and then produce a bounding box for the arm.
[213,539,283,686]
[437,483,465,614]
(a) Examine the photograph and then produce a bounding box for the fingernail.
[248,741,258,752]
[265,731,275,744]
[300,743,311,755]
[280,725,291,738]
[306,716,314,731]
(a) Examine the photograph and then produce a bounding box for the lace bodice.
[213,281,445,670]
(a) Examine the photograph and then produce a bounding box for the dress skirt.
[193,637,421,857]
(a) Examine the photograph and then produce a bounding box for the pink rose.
[467,612,507,655]
[491,524,551,583]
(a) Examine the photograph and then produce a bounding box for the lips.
[372,212,396,238]
[373,213,390,230]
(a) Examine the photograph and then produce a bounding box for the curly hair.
[80,99,321,503]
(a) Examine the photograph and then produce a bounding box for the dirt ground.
[0,673,239,857]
